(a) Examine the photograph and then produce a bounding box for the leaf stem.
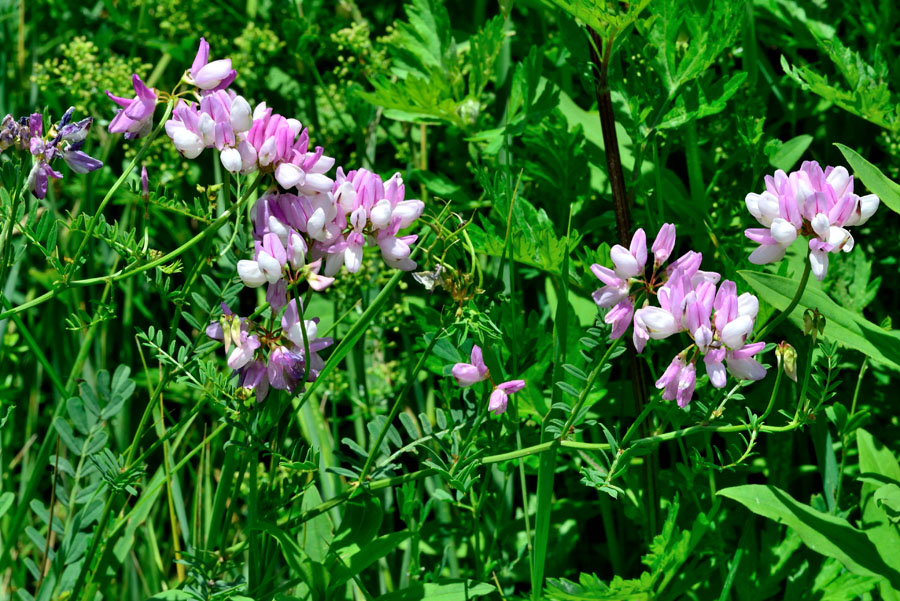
[755,254,812,342]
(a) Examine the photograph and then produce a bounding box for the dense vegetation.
[2,1,900,599]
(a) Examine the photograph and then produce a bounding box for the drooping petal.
[497,379,525,394]
[748,243,787,265]
[237,260,267,287]
[809,249,829,281]
[488,388,509,415]
[452,363,483,387]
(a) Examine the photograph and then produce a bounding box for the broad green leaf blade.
[331,492,383,554]
[373,580,496,601]
[835,143,900,215]
[857,429,900,586]
[739,270,900,371]
[328,530,412,591]
[0,492,13,519]
[718,484,900,587]
[300,485,334,563]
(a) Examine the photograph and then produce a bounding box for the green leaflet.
[768,135,814,172]
[738,270,900,371]
[835,143,900,215]
[718,484,900,588]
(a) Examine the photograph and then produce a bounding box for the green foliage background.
[1,0,900,599]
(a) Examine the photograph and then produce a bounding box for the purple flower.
[237,232,287,288]
[61,149,102,174]
[590,223,677,342]
[609,228,647,279]
[227,331,260,370]
[267,346,306,392]
[488,380,525,415]
[187,38,237,91]
[605,300,634,339]
[141,166,149,200]
[651,223,676,265]
[655,355,686,402]
[239,360,270,403]
[745,161,880,280]
[590,264,629,309]
[676,363,696,408]
[452,345,489,387]
[107,74,158,139]
[27,162,63,199]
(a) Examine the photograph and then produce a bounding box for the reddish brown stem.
[589,26,657,537]
[589,27,631,247]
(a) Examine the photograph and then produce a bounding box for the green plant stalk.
[286,413,807,536]
[206,434,240,548]
[621,401,654,447]
[758,363,784,423]
[450,382,493,479]
[81,423,229,594]
[481,419,803,465]
[684,119,706,210]
[355,331,442,487]
[755,255,812,342]
[531,214,574,600]
[834,357,867,510]
[0,297,66,396]
[248,443,261,593]
[559,337,623,436]
[69,202,237,595]
[792,341,816,423]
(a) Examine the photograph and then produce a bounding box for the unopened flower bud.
[776,341,798,382]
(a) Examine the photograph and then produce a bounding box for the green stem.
[684,119,705,210]
[793,341,816,423]
[481,419,802,465]
[755,255,812,342]
[560,337,623,436]
[355,331,442,486]
[758,362,784,423]
[834,358,867,509]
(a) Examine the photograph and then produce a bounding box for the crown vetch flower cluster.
[206,299,333,402]
[1,108,102,198]
[106,38,426,403]
[745,161,880,280]
[591,224,766,407]
[450,345,526,415]
[236,166,424,310]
